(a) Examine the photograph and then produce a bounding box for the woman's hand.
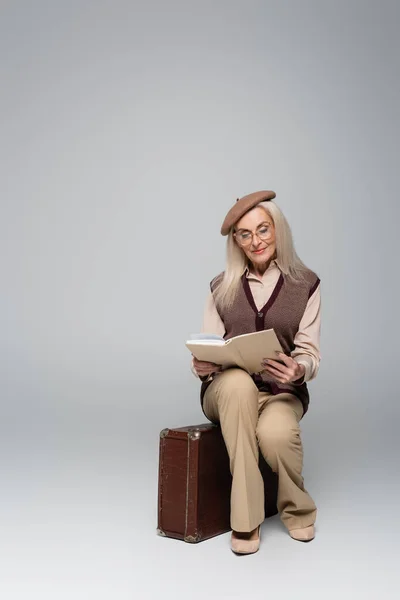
[192,356,222,377]
[261,352,305,384]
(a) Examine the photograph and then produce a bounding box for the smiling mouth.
[252,247,267,254]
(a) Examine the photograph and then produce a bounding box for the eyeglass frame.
[233,222,274,247]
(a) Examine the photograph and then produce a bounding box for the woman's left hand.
[261,352,305,384]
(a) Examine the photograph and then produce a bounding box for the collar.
[244,259,280,279]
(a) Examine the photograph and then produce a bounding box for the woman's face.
[234,206,276,268]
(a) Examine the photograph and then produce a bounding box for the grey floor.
[1,380,398,600]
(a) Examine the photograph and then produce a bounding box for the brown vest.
[200,268,320,417]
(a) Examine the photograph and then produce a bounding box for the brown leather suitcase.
[157,422,278,543]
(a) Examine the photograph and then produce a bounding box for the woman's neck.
[248,259,274,278]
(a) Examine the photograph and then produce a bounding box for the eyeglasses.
[233,224,273,247]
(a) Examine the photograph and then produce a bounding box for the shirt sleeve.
[201,292,226,336]
[291,283,321,383]
[191,292,226,379]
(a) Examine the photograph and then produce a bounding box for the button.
[257,312,263,317]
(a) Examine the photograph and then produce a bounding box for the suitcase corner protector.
[184,534,200,543]
[156,528,166,536]
[159,428,169,439]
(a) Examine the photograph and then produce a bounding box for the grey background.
[1,1,399,598]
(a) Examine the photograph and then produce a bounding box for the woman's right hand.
[192,356,222,377]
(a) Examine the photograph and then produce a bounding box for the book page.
[224,339,247,371]
[185,341,237,367]
[188,333,225,344]
[229,329,283,374]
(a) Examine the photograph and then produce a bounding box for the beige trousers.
[202,368,317,532]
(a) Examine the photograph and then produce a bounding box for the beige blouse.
[191,260,321,383]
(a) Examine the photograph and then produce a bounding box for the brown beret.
[220,190,276,236]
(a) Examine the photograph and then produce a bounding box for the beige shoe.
[289,524,315,542]
[231,525,261,554]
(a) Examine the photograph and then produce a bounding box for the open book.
[186,329,283,374]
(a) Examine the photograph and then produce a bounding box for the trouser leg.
[256,393,317,530]
[202,368,265,532]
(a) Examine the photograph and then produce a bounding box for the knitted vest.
[200,268,320,417]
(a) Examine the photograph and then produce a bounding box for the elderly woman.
[191,190,321,555]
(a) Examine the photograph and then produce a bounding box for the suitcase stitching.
[184,434,190,538]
